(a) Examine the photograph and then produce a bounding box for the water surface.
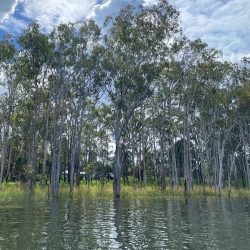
[0,195,250,249]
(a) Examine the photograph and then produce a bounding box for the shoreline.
[1,182,250,200]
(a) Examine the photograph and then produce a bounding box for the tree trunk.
[160,137,166,191]
[70,134,76,193]
[5,143,12,183]
[41,102,50,188]
[0,127,8,190]
[228,154,235,197]
[132,134,137,190]
[51,97,60,195]
[170,137,178,188]
[183,107,192,193]
[141,129,147,189]
[113,105,122,198]
[29,101,41,191]
[217,137,226,194]
[153,136,158,188]
[240,122,250,187]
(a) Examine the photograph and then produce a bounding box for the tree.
[0,35,16,189]
[103,1,180,197]
[17,22,52,190]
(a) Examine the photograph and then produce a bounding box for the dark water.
[0,195,250,250]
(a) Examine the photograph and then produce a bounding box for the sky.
[0,0,249,62]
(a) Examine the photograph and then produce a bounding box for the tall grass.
[1,181,250,200]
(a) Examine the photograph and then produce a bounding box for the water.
[0,195,250,250]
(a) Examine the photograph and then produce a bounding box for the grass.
[1,180,250,201]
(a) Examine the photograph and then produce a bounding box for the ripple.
[0,197,250,249]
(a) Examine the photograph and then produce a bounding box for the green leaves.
[18,22,52,75]
[0,35,16,63]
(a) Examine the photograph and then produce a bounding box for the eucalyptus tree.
[40,89,51,187]
[17,22,52,190]
[78,100,107,185]
[70,21,103,192]
[177,39,205,193]
[45,23,73,195]
[49,23,72,195]
[48,21,101,194]
[94,104,113,186]
[147,53,182,190]
[235,59,250,187]
[208,64,238,193]
[192,55,239,192]
[128,104,152,189]
[129,114,141,189]
[169,38,225,193]
[130,110,145,189]
[174,39,242,193]
[52,20,103,193]
[103,0,180,197]
[0,35,17,189]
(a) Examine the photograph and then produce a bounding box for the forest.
[0,0,249,198]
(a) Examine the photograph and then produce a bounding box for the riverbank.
[1,182,250,200]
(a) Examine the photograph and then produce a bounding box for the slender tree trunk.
[56,115,64,187]
[76,149,81,187]
[240,122,250,187]
[29,101,41,191]
[170,137,178,188]
[51,96,60,195]
[160,136,166,191]
[138,143,142,189]
[141,130,147,189]
[0,127,9,190]
[113,105,122,198]
[67,134,71,184]
[167,95,178,189]
[41,102,50,187]
[197,123,206,190]
[5,142,12,183]
[213,138,218,189]
[76,108,84,187]
[70,99,84,192]
[234,157,239,189]
[153,135,158,188]
[217,138,225,194]
[70,132,76,193]
[183,107,192,193]
[228,154,235,197]
[132,134,137,190]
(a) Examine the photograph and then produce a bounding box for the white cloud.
[142,0,158,6]
[21,0,97,32]
[0,0,19,22]
[168,0,250,61]
[89,0,141,26]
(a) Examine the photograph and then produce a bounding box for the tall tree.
[103,1,180,197]
[18,22,52,190]
[0,35,16,189]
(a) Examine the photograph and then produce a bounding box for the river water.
[0,195,250,249]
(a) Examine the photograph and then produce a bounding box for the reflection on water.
[0,195,250,249]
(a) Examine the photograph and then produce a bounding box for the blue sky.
[0,0,249,62]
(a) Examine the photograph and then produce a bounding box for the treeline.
[0,0,249,197]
